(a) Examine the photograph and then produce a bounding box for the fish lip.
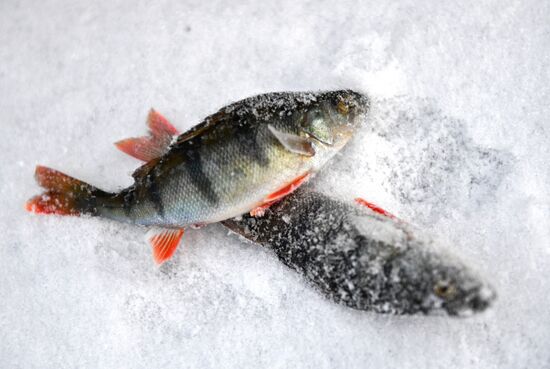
[305,132,334,147]
[344,90,370,115]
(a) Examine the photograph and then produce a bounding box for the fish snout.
[341,90,370,116]
[468,284,497,312]
[450,284,497,317]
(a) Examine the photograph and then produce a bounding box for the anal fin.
[147,228,185,265]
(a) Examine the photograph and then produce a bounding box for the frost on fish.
[26,90,370,264]
[223,189,496,316]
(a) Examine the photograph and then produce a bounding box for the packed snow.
[1,0,549,368]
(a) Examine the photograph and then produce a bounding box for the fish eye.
[433,281,456,299]
[337,99,349,115]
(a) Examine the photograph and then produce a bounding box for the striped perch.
[26,90,370,264]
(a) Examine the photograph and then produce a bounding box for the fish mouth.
[444,285,497,317]
[306,128,354,149]
[343,90,370,117]
[305,131,334,147]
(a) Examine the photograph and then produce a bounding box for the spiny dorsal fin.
[115,109,179,162]
[173,110,227,146]
[147,109,179,138]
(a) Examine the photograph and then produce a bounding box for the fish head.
[425,258,497,317]
[300,90,369,149]
[385,243,497,316]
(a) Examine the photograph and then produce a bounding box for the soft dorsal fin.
[148,109,179,138]
[115,109,179,162]
[173,110,227,146]
[147,228,185,265]
[267,124,315,157]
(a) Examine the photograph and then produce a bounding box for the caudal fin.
[26,166,110,216]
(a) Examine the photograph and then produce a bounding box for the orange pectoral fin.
[354,198,396,219]
[250,173,311,216]
[148,228,185,265]
[250,201,277,217]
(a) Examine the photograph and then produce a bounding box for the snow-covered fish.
[26,90,369,264]
[223,189,496,316]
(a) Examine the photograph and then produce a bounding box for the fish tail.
[25,165,116,216]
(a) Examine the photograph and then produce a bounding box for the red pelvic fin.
[251,173,310,217]
[148,228,185,265]
[115,109,180,162]
[26,166,98,216]
[265,173,310,202]
[354,198,396,219]
[250,201,276,217]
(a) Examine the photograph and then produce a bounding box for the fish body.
[111,91,367,226]
[223,189,496,316]
[27,90,369,263]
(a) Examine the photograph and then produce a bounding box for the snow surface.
[1,0,549,368]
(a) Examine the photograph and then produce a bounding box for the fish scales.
[223,189,496,316]
[27,90,369,264]
[116,91,368,227]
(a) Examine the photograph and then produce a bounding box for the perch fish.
[26,90,369,264]
[223,189,496,316]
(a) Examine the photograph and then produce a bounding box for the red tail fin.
[26,166,104,216]
[26,191,81,215]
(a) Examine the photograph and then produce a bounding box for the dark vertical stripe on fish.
[184,141,219,204]
[235,118,269,167]
[122,186,136,216]
[145,168,165,218]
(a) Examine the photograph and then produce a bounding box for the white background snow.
[1,0,549,368]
